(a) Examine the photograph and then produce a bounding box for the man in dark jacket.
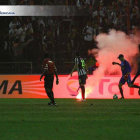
[40,53,59,105]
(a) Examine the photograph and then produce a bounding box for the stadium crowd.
[0,0,140,74]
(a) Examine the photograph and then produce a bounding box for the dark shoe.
[53,102,57,106]
[48,102,53,106]
[120,97,124,99]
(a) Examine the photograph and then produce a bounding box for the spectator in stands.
[82,21,94,50]
[9,0,16,5]
[6,0,140,74]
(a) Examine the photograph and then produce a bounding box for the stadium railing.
[0,62,32,74]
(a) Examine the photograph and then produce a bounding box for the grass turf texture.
[0,99,140,140]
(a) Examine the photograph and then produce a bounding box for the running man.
[70,52,87,101]
[112,54,140,99]
[40,53,59,105]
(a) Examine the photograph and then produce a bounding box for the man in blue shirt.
[112,54,140,99]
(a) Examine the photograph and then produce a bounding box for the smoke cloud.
[85,29,139,97]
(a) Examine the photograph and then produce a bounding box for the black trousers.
[132,71,140,83]
[44,75,55,103]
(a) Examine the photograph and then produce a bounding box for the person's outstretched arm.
[54,65,59,85]
[112,62,121,66]
[70,64,77,77]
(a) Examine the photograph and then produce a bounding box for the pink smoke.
[85,29,139,97]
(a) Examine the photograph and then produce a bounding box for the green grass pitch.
[0,99,140,140]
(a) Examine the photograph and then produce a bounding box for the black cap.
[118,54,124,59]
